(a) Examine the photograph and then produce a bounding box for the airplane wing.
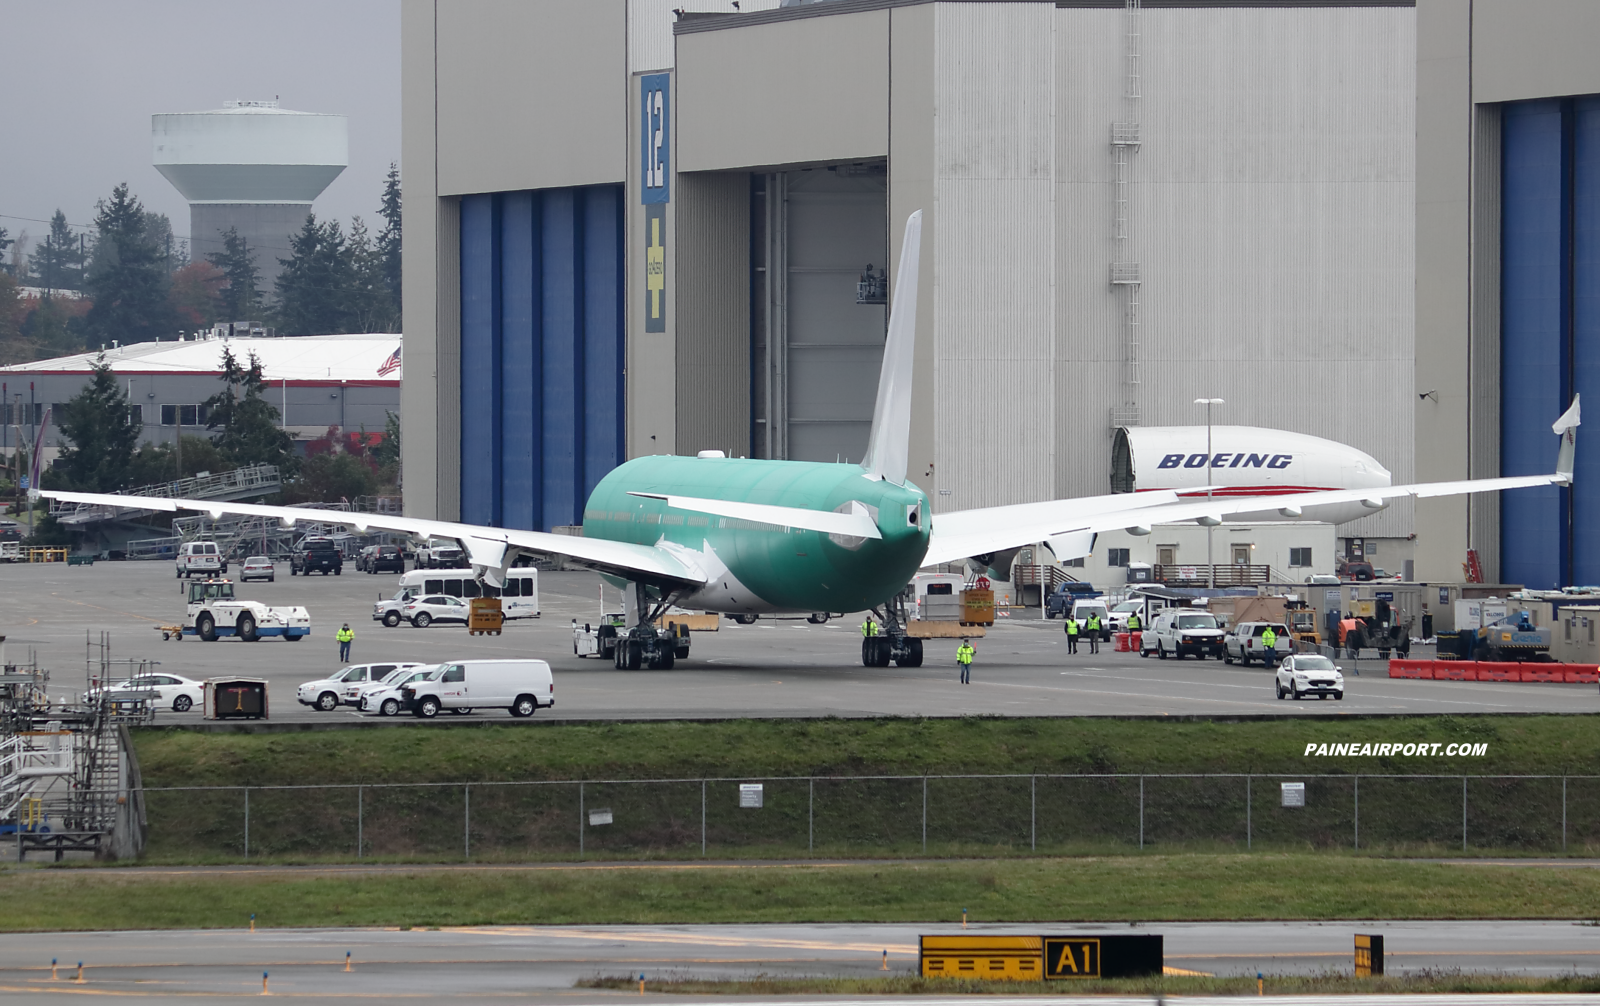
[925,398,1580,566]
[35,490,708,589]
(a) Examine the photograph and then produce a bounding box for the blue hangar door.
[459,186,625,531]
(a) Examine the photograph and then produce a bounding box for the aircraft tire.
[896,638,924,668]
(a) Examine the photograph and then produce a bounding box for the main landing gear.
[601,582,691,670]
[861,593,924,668]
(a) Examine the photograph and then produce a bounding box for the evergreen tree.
[206,227,261,321]
[0,273,21,347]
[345,217,395,333]
[274,214,352,335]
[203,348,298,475]
[27,210,86,292]
[48,353,141,492]
[371,411,401,468]
[0,226,13,276]
[83,183,176,346]
[377,163,402,326]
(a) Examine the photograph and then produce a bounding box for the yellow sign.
[1043,938,1101,979]
[645,204,666,332]
[920,935,1041,981]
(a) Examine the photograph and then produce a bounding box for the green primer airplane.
[43,211,1580,669]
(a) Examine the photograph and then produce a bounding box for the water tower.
[152,100,348,290]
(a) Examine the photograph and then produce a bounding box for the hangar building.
[402,0,1418,566]
[1415,0,1600,590]
[0,333,401,457]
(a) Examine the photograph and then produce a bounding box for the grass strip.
[134,715,1582,789]
[580,973,1600,996]
[5,854,1600,932]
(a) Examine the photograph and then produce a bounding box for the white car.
[1106,600,1145,633]
[89,673,204,713]
[240,556,276,582]
[362,665,443,716]
[1275,653,1345,700]
[1224,621,1291,665]
[402,594,470,628]
[298,663,420,712]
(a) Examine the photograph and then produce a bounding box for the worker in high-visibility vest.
[1127,611,1141,633]
[1260,624,1278,666]
[336,623,354,662]
[1065,614,1079,654]
[956,638,975,683]
[1085,612,1102,654]
[861,618,879,638]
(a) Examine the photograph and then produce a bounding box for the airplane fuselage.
[583,455,931,614]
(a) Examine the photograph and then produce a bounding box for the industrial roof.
[0,333,401,384]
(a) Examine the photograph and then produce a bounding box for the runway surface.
[0,921,1598,1003]
[2,562,1593,723]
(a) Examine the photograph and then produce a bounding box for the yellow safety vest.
[1127,615,1140,631]
[956,645,973,664]
[861,620,878,637]
[337,627,354,643]
[1066,619,1078,635]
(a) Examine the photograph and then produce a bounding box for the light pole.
[1194,398,1225,590]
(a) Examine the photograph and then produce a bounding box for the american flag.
[377,346,401,377]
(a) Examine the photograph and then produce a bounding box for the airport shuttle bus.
[398,568,540,619]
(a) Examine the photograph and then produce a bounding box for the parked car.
[1275,653,1345,700]
[1339,560,1376,582]
[239,556,276,582]
[88,673,204,713]
[297,663,422,712]
[1069,598,1113,640]
[373,587,421,627]
[1224,621,1291,666]
[416,538,465,569]
[400,659,554,718]
[1106,600,1146,633]
[1140,609,1226,660]
[402,594,471,628]
[291,537,344,576]
[361,665,443,716]
[357,544,406,574]
[1045,582,1102,619]
[175,540,226,578]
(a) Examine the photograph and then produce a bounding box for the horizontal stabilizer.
[627,492,881,539]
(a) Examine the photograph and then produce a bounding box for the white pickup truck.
[183,579,311,642]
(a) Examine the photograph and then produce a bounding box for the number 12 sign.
[641,73,670,204]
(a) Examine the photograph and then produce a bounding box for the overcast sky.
[0,0,400,258]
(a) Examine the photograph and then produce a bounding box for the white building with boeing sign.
[402,0,1422,580]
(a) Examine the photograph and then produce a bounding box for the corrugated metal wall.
[1470,105,1503,584]
[458,185,625,531]
[435,197,462,522]
[933,2,1057,513]
[674,171,751,457]
[1573,97,1600,586]
[1054,6,1416,538]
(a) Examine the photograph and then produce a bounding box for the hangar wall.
[1415,0,1600,588]
[1054,4,1417,539]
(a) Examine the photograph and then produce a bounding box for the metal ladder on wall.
[1111,0,1144,421]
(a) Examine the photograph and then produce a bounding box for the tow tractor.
[181,578,311,642]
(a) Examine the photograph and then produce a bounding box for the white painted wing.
[37,490,707,587]
[626,492,881,539]
[924,474,1566,566]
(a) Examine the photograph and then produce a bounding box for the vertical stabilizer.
[862,210,923,484]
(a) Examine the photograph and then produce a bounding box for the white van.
[1071,599,1112,640]
[401,659,553,718]
[176,541,226,578]
[392,569,540,620]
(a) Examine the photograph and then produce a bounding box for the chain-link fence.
[139,773,1600,862]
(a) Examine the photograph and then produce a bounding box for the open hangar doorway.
[750,162,888,463]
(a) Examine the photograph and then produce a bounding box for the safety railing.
[49,464,281,524]
[137,772,1600,863]
[1154,564,1272,587]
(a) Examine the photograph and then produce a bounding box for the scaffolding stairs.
[49,464,282,525]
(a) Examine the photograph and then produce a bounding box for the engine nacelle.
[1111,426,1391,526]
